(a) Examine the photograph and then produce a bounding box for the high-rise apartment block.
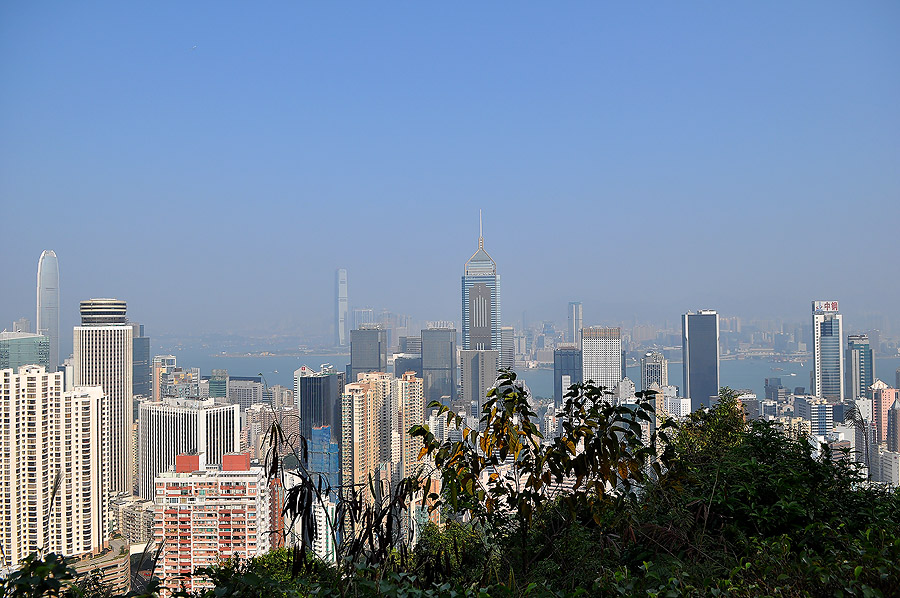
[421,327,456,406]
[553,345,582,409]
[872,382,898,446]
[0,331,49,370]
[153,453,273,596]
[138,398,240,500]
[682,310,720,411]
[640,351,668,392]
[582,327,624,392]
[349,326,388,383]
[461,219,501,352]
[74,298,133,494]
[567,302,583,346]
[846,334,875,400]
[460,349,499,418]
[0,366,106,568]
[812,301,843,401]
[36,250,60,371]
[335,268,349,347]
[394,372,425,479]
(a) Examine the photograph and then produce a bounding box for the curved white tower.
[37,250,60,370]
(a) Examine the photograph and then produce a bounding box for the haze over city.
[1,2,898,347]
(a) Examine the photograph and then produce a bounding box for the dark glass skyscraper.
[682,310,719,412]
[553,346,582,409]
[421,327,457,405]
[348,326,387,383]
[131,323,151,397]
[295,366,344,445]
[845,334,874,400]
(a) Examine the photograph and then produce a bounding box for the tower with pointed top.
[462,213,501,352]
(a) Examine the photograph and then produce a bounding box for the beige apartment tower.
[0,366,106,568]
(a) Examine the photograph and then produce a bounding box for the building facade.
[682,310,720,411]
[846,334,875,400]
[0,366,106,567]
[0,331,49,370]
[567,302,583,346]
[461,220,501,352]
[812,301,843,401]
[36,250,60,371]
[294,365,344,448]
[421,327,457,405]
[335,268,348,347]
[553,345,582,409]
[138,398,240,500]
[153,453,272,596]
[640,351,668,392]
[349,326,388,383]
[582,327,624,393]
[74,298,133,494]
[460,349,499,418]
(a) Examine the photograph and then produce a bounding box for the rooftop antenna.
[479,209,484,249]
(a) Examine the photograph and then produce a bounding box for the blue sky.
[1,2,898,344]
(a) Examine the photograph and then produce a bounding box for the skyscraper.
[335,269,349,347]
[295,365,344,447]
[421,327,457,405]
[460,349,498,418]
[553,345,582,409]
[846,334,874,400]
[349,325,387,382]
[581,327,624,392]
[682,310,720,411]
[36,250,59,371]
[640,351,668,392]
[567,302,583,346]
[74,298,133,494]
[461,215,500,352]
[0,366,106,567]
[131,323,151,397]
[812,301,843,401]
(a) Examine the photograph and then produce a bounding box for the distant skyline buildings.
[682,310,720,411]
[36,250,59,371]
[812,301,844,401]
[349,325,387,383]
[640,351,668,392]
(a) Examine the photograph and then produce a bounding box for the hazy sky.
[2,2,898,345]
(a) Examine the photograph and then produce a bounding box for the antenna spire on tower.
[479,210,484,249]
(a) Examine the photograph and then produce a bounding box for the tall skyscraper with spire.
[36,250,59,371]
[461,213,501,351]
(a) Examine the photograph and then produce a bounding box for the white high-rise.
[37,250,60,371]
[812,301,844,401]
[582,327,624,392]
[74,299,133,494]
[567,302,583,346]
[0,366,106,568]
[137,398,240,500]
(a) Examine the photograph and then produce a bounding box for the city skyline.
[1,3,898,341]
